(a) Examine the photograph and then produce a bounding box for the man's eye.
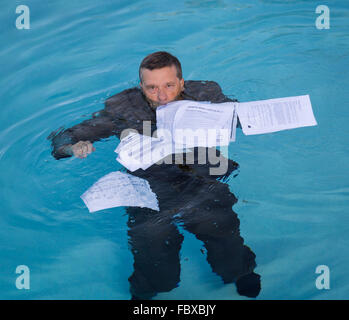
[167,84,175,88]
[147,86,156,91]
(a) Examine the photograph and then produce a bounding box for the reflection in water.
[127,149,261,300]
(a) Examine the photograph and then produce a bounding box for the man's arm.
[49,110,121,159]
[49,87,154,160]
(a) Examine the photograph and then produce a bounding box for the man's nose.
[158,88,167,101]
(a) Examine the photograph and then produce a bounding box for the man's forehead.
[141,65,178,82]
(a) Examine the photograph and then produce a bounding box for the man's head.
[139,51,185,108]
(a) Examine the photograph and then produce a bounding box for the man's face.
[140,65,184,108]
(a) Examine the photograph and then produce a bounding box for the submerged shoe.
[236,272,261,298]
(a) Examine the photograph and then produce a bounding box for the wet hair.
[139,51,183,82]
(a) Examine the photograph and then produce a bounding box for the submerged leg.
[127,208,184,299]
[178,184,261,298]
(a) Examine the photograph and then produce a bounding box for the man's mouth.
[146,93,183,109]
[148,99,169,109]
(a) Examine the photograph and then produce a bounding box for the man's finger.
[86,143,94,154]
[82,143,88,155]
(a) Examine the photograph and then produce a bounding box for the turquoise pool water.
[1,0,348,299]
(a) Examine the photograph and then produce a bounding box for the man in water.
[50,51,261,299]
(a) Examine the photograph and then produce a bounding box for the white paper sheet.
[174,102,234,148]
[115,132,154,170]
[80,171,159,212]
[156,100,185,135]
[236,95,317,135]
[230,107,238,142]
[115,96,317,172]
[157,100,235,148]
[115,132,188,172]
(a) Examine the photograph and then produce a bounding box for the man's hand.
[70,141,95,158]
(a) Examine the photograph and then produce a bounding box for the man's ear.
[180,78,184,91]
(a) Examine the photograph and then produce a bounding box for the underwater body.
[50,80,260,299]
[1,0,349,299]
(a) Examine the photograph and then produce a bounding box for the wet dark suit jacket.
[50,80,261,299]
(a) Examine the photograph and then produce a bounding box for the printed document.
[236,95,317,135]
[115,132,188,172]
[157,100,235,148]
[81,171,159,212]
[114,95,317,171]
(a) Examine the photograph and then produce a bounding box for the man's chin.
[149,100,169,109]
[146,93,183,109]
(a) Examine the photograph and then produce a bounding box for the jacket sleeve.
[49,109,122,159]
[49,87,154,159]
